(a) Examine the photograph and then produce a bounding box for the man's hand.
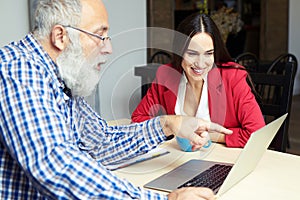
[160,115,232,149]
[168,187,215,200]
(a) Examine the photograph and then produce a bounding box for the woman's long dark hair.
[171,13,262,103]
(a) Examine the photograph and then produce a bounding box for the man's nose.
[101,39,112,54]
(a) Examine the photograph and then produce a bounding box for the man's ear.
[51,25,68,51]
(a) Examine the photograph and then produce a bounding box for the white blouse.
[174,72,211,122]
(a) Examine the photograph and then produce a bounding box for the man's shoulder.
[0,35,61,92]
[0,46,42,75]
[1,38,34,65]
[0,42,22,63]
[0,35,53,74]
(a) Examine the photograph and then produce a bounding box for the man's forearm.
[159,115,181,138]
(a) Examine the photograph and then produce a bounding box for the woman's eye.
[205,52,214,56]
[186,52,198,56]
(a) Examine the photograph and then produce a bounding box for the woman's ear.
[51,25,68,51]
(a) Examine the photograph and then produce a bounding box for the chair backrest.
[234,52,259,72]
[249,61,297,152]
[267,53,298,76]
[139,51,172,98]
[263,53,298,105]
[149,51,172,65]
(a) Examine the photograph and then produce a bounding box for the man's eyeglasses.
[63,25,111,43]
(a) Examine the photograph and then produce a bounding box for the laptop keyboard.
[177,164,232,191]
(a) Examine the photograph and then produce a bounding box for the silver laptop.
[144,113,288,197]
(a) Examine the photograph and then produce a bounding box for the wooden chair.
[149,50,172,65]
[267,53,298,75]
[250,61,297,152]
[264,53,298,149]
[234,52,259,72]
[267,54,297,100]
[136,51,172,98]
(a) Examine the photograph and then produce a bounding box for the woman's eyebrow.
[186,48,214,53]
[186,49,198,53]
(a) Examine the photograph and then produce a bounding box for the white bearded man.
[0,0,232,199]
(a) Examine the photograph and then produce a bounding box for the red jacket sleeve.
[221,68,265,147]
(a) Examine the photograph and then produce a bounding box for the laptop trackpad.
[144,160,219,192]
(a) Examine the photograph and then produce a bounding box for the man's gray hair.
[33,0,82,40]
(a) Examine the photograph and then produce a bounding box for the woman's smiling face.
[181,32,214,83]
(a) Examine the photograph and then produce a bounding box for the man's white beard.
[56,37,106,97]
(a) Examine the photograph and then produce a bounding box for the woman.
[132,13,265,148]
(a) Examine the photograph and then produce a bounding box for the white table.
[114,139,300,199]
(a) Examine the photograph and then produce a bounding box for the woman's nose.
[193,55,203,67]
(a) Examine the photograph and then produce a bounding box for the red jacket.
[132,63,265,147]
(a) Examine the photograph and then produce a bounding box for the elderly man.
[0,0,231,199]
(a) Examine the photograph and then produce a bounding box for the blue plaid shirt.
[0,33,168,200]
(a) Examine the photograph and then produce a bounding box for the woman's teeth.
[192,67,203,74]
